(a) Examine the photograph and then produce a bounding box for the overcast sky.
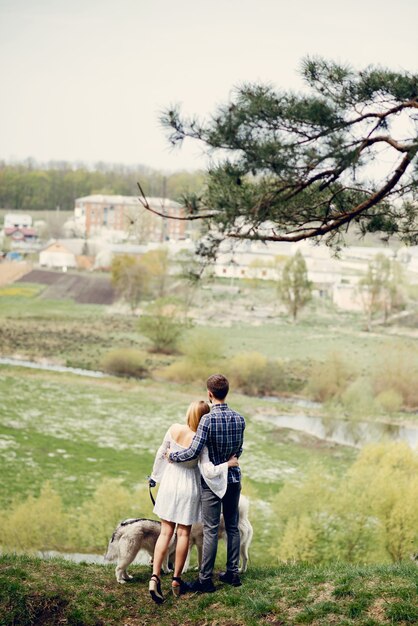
[0,0,417,172]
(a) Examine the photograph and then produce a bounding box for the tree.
[155,58,418,255]
[111,255,149,312]
[138,297,188,353]
[278,251,312,320]
[358,253,405,330]
[139,248,170,298]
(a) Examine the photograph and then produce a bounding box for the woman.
[148,400,239,603]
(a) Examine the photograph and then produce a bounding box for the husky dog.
[105,496,253,584]
[104,518,176,583]
[184,494,253,573]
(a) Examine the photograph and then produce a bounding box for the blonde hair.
[186,400,210,432]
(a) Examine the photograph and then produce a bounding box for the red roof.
[4,227,37,237]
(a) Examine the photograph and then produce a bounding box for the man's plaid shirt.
[169,403,245,484]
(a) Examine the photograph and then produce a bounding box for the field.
[1,273,417,591]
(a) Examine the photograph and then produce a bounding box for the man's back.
[204,403,245,483]
[169,402,245,482]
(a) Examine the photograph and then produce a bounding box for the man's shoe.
[183,578,216,593]
[219,571,242,587]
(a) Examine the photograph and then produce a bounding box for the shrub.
[372,347,418,409]
[180,329,223,366]
[227,351,285,396]
[306,352,356,402]
[0,483,69,552]
[340,378,377,417]
[100,348,148,378]
[376,389,403,413]
[138,298,189,354]
[73,479,151,552]
[161,329,224,383]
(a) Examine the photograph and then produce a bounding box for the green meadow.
[0,278,417,575]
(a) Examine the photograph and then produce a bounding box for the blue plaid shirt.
[169,403,245,484]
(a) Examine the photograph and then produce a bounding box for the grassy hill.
[1,554,417,626]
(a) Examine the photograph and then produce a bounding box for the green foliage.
[271,443,418,564]
[306,352,356,402]
[138,248,170,298]
[340,378,377,417]
[0,161,205,211]
[226,351,286,396]
[0,479,152,554]
[138,297,188,353]
[73,479,151,552]
[358,254,406,330]
[372,346,418,409]
[111,254,150,311]
[278,251,312,321]
[161,328,224,382]
[0,483,68,552]
[162,58,418,250]
[376,389,403,413]
[100,349,148,378]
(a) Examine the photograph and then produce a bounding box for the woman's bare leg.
[172,523,191,586]
[152,520,175,578]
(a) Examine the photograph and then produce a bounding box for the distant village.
[2,193,418,312]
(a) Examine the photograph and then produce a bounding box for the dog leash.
[147,476,156,506]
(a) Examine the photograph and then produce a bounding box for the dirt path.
[0,261,32,286]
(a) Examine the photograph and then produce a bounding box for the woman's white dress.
[150,427,228,526]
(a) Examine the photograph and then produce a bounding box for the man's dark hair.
[207,374,229,400]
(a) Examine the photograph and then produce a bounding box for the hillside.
[1,555,417,626]
[17,270,116,305]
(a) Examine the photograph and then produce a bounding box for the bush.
[138,298,189,354]
[340,378,377,417]
[162,329,224,383]
[376,389,403,413]
[227,351,285,396]
[372,347,418,409]
[0,479,154,554]
[306,353,356,402]
[100,349,148,378]
[0,483,69,552]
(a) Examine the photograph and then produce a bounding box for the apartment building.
[74,194,188,241]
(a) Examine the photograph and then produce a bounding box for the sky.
[0,0,417,172]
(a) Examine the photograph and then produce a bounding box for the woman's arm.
[150,427,171,483]
[198,446,239,499]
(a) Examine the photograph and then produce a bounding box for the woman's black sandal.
[171,576,186,597]
[149,574,164,604]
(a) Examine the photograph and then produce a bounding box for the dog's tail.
[239,494,250,518]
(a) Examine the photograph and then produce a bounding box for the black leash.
[147,477,156,506]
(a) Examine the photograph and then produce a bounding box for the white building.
[4,213,32,229]
[39,241,77,269]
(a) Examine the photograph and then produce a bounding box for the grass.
[0,280,416,556]
[1,555,417,626]
[0,364,356,561]
[0,364,354,510]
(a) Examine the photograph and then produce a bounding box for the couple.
[148,373,245,604]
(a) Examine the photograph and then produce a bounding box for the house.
[4,213,32,229]
[39,241,77,270]
[74,194,189,241]
[4,226,37,244]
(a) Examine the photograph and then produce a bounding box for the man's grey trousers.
[199,481,241,583]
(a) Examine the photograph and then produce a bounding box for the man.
[169,373,245,592]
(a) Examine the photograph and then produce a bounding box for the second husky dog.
[184,494,253,573]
